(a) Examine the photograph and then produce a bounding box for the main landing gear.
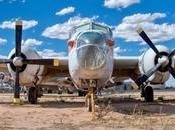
[141,85,154,102]
[28,87,38,104]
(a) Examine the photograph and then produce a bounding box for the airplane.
[0,20,175,114]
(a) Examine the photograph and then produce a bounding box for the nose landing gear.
[85,80,97,119]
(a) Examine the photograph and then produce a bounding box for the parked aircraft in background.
[0,21,175,113]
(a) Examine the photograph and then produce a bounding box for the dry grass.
[1,90,175,130]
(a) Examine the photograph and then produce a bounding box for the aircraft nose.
[77,45,106,70]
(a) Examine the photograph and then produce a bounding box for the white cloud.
[104,0,141,9]
[22,39,42,47]
[42,16,98,40]
[113,13,175,44]
[0,19,38,30]
[38,49,67,58]
[139,47,148,53]
[0,0,26,3]
[56,6,75,16]
[114,47,126,56]
[0,38,7,45]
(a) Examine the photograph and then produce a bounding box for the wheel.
[86,95,92,112]
[28,87,37,104]
[57,89,62,94]
[47,89,52,93]
[67,89,73,94]
[78,90,87,97]
[144,86,154,102]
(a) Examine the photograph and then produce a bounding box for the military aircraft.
[0,20,175,113]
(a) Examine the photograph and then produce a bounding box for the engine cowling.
[7,47,44,86]
[138,45,171,84]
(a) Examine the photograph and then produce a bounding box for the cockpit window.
[77,32,106,47]
[70,22,112,38]
[74,23,90,32]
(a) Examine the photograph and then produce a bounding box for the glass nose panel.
[77,45,105,70]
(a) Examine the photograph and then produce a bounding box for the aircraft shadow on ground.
[96,96,175,116]
[38,99,85,109]
[1,94,175,116]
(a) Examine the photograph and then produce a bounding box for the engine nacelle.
[138,45,170,84]
[7,47,44,86]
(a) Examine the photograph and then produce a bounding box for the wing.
[112,56,140,81]
[40,57,70,84]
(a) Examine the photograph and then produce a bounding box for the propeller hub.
[13,57,23,67]
[158,56,169,66]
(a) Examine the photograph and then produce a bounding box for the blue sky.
[0,0,175,86]
[0,0,175,57]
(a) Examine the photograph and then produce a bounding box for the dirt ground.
[1,90,175,130]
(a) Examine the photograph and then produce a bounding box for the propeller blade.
[0,59,12,64]
[137,27,160,57]
[14,67,20,98]
[168,48,175,59]
[168,66,175,79]
[22,59,60,66]
[15,20,22,57]
[135,63,162,87]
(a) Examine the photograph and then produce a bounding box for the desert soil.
[0,90,175,130]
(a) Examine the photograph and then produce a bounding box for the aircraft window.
[77,32,106,47]
[92,24,108,32]
[75,24,90,32]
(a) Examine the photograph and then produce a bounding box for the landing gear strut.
[85,88,95,113]
[85,80,97,118]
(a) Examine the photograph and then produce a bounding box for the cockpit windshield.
[70,22,112,38]
[77,32,106,47]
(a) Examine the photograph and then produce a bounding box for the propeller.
[0,20,60,101]
[135,27,175,87]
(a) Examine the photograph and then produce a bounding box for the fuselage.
[68,22,114,90]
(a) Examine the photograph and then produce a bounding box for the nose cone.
[77,45,106,70]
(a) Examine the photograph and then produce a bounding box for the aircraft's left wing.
[40,57,69,83]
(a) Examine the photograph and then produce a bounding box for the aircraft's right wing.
[112,56,141,82]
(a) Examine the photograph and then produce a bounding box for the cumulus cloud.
[0,38,7,45]
[104,0,141,9]
[38,49,67,58]
[56,6,75,16]
[113,13,175,44]
[114,47,126,56]
[22,39,42,47]
[139,47,148,53]
[0,0,26,3]
[0,19,38,30]
[42,16,98,40]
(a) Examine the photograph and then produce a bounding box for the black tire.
[67,89,73,94]
[78,90,86,97]
[47,89,52,93]
[87,95,92,112]
[28,87,37,104]
[144,86,154,102]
